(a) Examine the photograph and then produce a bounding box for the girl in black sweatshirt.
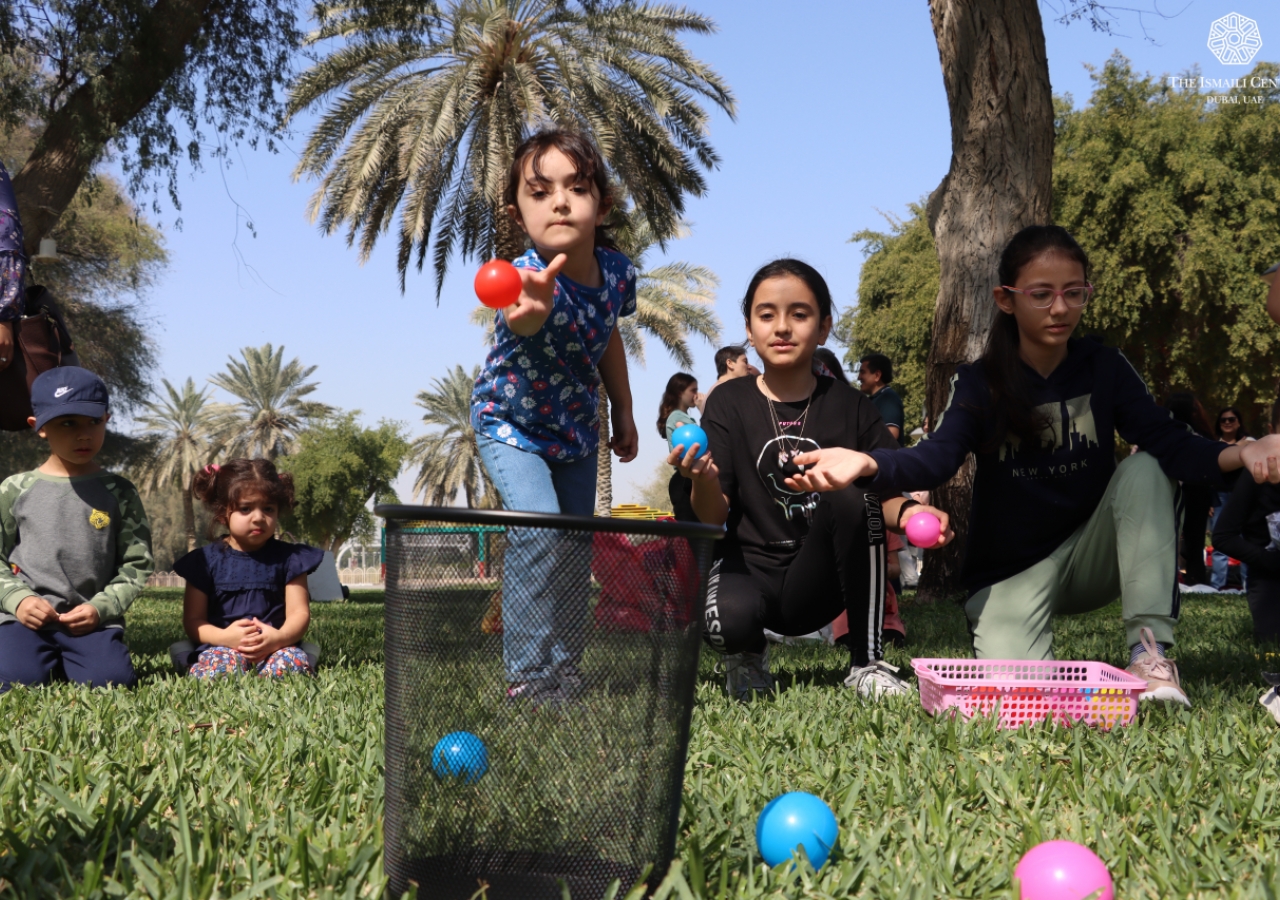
[780,226,1280,708]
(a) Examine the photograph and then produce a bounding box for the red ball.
[475,259,523,309]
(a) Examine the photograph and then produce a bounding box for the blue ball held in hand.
[669,423,709,459]
[756,791,839,870]
[432,731,488,783]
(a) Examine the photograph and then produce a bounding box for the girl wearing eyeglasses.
[778,225,1280,709]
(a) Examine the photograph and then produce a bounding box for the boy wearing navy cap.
[0,367,153,689]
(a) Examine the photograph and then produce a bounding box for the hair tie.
[203,464,220,475]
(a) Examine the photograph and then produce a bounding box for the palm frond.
[289,0,736,293]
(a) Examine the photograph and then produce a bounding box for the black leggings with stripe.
[702,488,888,667]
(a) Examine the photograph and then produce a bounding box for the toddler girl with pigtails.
[173,459,324,678]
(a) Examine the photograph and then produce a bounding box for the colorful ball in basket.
[431,731,488,783]
[669,423,709,459]
[905,511,942,549]
[755,791,838,870]
[1014,840,1113,900]
[474,259,523,308]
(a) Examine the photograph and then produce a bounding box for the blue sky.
[128,0,1277,504]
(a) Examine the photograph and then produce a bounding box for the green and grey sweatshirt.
[0,470,154,628]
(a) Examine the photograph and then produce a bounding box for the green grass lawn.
[2,590,1279,898]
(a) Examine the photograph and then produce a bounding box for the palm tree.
[285,0,736,292]
[136,378,217,553]
[208,344,333,460]
[409,364,497,508]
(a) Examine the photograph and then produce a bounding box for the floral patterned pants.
[189,646,312,679]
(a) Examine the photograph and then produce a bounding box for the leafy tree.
[278,414,408,552]
[285,0,736,290]
[2,0,301,249]
[136,378,218,553]
[845,58,1280,443]
[1054,56,1280,426]
[209,344,333,460]
[0,130,163,477]
[838,204,937,438]
[409,364,495,508]
[2,128,163,413]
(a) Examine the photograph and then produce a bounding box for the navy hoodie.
[865,338,1227,593]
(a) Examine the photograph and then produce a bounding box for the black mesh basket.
[377,505,722,900]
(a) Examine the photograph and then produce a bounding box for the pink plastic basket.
[912,658,1146,731]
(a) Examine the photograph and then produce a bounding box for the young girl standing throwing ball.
[783,226,1280,707]
[471,130,638,704]
[671,259,952,700]
[174,459,324,679]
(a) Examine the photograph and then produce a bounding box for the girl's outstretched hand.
[783,448,877,493]
[1241,434,1280,483]
[667,443,719,486]
[503,254,567,336]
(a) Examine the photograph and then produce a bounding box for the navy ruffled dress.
[173,539,325,657]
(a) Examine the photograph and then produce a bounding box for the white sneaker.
[1261,688,1280,725]
[722,648,773,700]
[844,660,913,699]
[1126,627,1191,708]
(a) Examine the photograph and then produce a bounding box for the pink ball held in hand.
[904,511,942,549]
[1014,840,1113,900]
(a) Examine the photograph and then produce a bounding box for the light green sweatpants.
[964,452,1181,660]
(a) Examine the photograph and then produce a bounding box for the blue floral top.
[470,246,636,461]
[174,539,324,650]
[0,162,26,322]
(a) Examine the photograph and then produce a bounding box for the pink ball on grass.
[1014,840,1113,900]
[904,511,942,549]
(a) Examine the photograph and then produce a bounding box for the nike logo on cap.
[54,387,71,397]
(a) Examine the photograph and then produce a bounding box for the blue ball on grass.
[669,423,709,460]
[756,791,839,870]
[432,731,488,783]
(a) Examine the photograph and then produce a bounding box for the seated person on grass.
[175,459,323,679]
[0,368,153,690]
[779,226,1280,709]
[1212,399,1280,646]
[669,258,951,702]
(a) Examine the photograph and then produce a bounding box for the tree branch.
[11,0,215,254]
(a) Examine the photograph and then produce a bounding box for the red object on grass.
[474,259,523,308]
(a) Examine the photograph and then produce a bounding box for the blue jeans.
[1210,492,1248,590]
[476,435,597,683]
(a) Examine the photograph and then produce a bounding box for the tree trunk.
[182,475,197,552]
[494,195,529,262]
[11,0,215,255]
[919,0,1054,602]
[596,386,612,516]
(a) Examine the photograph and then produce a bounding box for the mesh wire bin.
[377,505,722,900]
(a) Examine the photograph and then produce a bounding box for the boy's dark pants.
[0,622,136,690]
